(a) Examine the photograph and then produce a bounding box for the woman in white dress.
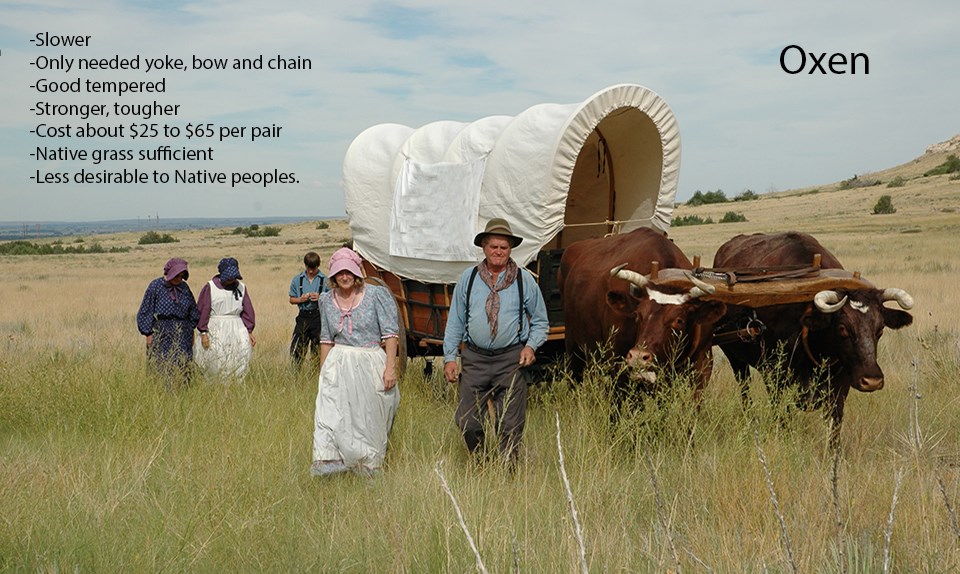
[311,247,400,477]
[194,257,256,381]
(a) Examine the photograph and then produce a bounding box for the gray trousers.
[455,344,529,458]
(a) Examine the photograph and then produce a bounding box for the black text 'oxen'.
[713,232,914,440]
[559,227,726,397]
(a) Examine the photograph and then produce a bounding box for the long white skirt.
[312,345,399,469]
[193,315,252,381]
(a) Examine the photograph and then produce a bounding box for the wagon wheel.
[364,276,408,378]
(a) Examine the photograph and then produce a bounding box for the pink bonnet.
[328,247,363,278]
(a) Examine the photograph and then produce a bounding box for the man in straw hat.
[443,218,549,463]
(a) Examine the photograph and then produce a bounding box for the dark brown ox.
[559,227,726,397]
[713,232,914,439]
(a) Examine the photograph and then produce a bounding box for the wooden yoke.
[647,254,875,308]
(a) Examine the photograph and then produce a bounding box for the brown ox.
[559,228,726,397]
[713,232,914,440]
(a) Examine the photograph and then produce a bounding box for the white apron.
[194,280,252,381]
[312,345,399,469]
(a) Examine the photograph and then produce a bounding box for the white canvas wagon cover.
[343,83,681,284]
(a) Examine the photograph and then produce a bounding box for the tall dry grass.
[2,168,960,571]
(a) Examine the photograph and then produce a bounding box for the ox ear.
[801,305,832,331]
[882,308,913,330]
[692,301,726,326]
[606,290,638,317]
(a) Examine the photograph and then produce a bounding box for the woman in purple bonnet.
[137,257,201,387]
[311,247,401,477]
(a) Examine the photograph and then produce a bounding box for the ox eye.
[671,317,684,330]
[838,324,850,338]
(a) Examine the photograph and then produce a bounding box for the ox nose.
[626,347,654,367]
[857,376,884,392]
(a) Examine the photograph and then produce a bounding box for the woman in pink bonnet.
[310,247,401,477]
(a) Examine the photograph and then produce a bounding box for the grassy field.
[1,152,959,572]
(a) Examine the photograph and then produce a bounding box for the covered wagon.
[342,83,682,366]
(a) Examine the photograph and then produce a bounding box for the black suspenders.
[464,266,525,344]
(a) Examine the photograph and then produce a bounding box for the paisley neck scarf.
[476,258,518,339]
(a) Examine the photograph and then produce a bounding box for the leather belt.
[465,342,524,357]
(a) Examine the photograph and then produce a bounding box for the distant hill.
[0,216,338,241]
[925,134,960,155]
[773,133,960,198]
[669,133,959,259]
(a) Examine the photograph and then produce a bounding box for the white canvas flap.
[389,156,486,261]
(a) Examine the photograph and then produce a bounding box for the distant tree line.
[138,231,179,245]
[0,241,130,255]
[685,189,759,206]
[673,211,748,227]
[231,224,281,237]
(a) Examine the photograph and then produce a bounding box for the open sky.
[1,0,957,222]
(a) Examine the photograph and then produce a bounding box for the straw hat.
[473,218,523,247]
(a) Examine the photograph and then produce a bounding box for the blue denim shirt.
[443,264,549,362]
[289,270,328,312]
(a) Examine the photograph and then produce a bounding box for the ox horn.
[611,264,649,288]
[881,288,914,310]
[814,290,848,313]
[683,272,716,299]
